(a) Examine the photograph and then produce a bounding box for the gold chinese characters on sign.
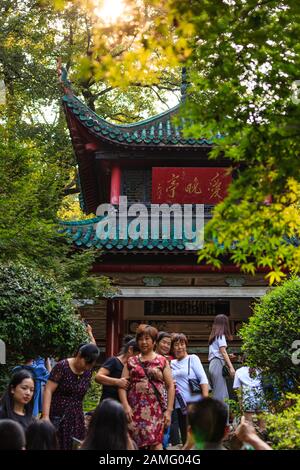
[152,167,231,204]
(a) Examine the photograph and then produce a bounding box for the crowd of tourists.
[0,314,271,450]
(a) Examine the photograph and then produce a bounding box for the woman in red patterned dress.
[119,324,175,450]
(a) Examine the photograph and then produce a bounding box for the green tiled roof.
[63,94,218,148]
[60,218,196,251]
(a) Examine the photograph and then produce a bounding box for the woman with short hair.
[119,324,175,450]
[42,343,100,450]
[170,333,209,446]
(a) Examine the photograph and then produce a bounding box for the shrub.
[83,372,102,412]
[0,263,88,365]
[239,277,300,397]
[264,393,300,449]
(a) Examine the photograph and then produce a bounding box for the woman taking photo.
[170,333,209,446]
[119,324,175,450]
[95,337,139,402]
[42,343,99,450]
[208,314,235,421]
[0,370,35,431]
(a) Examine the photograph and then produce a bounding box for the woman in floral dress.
[119,324,175,450]
[42,343,99,450]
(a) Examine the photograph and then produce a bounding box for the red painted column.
[110,165,121,204]
[105,300,115,358]
[117,300,124,355]
[105,300,123,357]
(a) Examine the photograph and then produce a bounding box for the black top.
[100,357,124,402]
[0,407,33,431]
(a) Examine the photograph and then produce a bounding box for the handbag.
[176,390,188,415]
[216,358,230,377]
[222,364,230,378]
[187,357,202,395]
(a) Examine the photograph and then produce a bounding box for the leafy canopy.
[63,0,300,282]
[239,277,300,396]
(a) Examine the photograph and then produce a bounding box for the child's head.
[26,420,58,450]
[187,398,229,449]
[0,420,25,450]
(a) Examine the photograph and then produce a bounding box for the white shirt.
[208,335,227,361]
[233,366,266,411]
[233,366,262,390]
[171,354,209,406]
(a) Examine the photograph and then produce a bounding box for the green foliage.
[0,262,88,362]
[239,278,300,397]
[0,0,179,300]
[264,393,300,449]
[47,248,116,300]
[65,0,300,280]
[0,1,126,300]
[83,372,102,412]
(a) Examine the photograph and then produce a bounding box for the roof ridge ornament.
[181,67,189,101]
[57,57,72,94]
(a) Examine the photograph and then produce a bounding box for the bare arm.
[163,364,175,427]
[42,380,58,420]
[220,346,235,378]
[95,367,129,389]
[118,364,133,422]
[235,416,272,450]
[45,358,52,373]
[200,383,209,397]
[86,324,96,345]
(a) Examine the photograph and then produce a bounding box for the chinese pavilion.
[60,69,269,362]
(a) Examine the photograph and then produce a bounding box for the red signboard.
[152,167,232,204]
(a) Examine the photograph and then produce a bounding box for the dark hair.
[122,334,134,345]
[157,331,172,344]
[75,343,100,364]
[26,420,58,450]
[208,314,233,345]
[0,419,26,450]
[119,338,139,355]
[136,324,158,342]
[0,370,35,423]
[171,333,188,348]
[188,398,228,446]
[81,399,128,450]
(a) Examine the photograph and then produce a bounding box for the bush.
[83,372,102,412]
[0,263,88,365]
[239,277,300,396]
[264,393,300,449]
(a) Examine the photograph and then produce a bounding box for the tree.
[239,277,300,397]
[1,1,175,298]
[67,0,300,282]
[0,263,88,361]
